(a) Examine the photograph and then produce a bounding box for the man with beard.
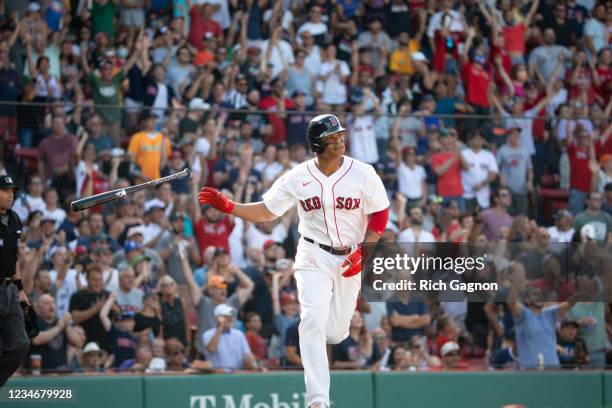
[29,295,82,371]
[157,213,201,285]
[398,206,436,244]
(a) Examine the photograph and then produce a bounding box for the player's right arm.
[199,170,295,222]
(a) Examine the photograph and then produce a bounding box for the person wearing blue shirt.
[385,275,431,343]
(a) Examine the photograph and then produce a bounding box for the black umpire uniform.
[0,175,30,387]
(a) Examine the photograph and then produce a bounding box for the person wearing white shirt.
[12,176,46,223]
[296,5,328,46]
[397,147,427,207]
[316,44,350,108]
[347,93,379,165]
[207,0,231,30]
[48,246,79,319]
[398,207,436,244]
[259,27,295,80]
[547,209,575,253]
[426,1,465,51]
[461,131,498,210]
[584,5,607,55]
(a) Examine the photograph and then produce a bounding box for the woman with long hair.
[331,311,379,369]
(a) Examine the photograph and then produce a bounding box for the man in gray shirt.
[179,249,254,354]
[496,127,534,215]
[528,29,572,83]
[155,213,201,285]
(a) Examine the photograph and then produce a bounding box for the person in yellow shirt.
[389,31,424,76]
[127,112,171,180]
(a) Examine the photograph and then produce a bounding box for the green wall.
[2,371,607,408]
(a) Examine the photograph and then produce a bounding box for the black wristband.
[13,279,23,291]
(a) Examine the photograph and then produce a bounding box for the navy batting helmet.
[306,114,347,154]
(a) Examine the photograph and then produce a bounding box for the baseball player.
[199,114,389,408]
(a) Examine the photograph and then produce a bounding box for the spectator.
[397,147,427,208]
[99,292,138,368]
[283,318,302,368]
[80,342,107,373]
[271,272,299,360]
[134,291,163,339]
[496,127,534,215]
[29,295,82,371]
[48,245,79,319]
[244,311,267,363]
[180,246,254,354]
[386,273,432,344]
[430,128,468,210]
[69,265,115,352]
[547,210,575,250]
[332,311,380,369]
[317,43,350,111]
[164,337,188,372]
[114,265,144,313]
[194,204,234,257]
[37,114,77,185]
[440,341,463,369]
[584,4,607,56]
[593,154,612,193]
[156,212,201,285]
[258,78,294,145]
[127,112,172,181]
[157,275,189,347]
[461,130,498,211]
[480,188,513,242]
[556,318,589,369]
[398,206,436,244]
[119,345,153,373]
[573,191,612,243]
[203,304,258,370]
[506,273,579,369]
[12,176,46,223]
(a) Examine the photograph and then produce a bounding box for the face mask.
[117,47,128,59]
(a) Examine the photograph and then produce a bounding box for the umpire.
[0,175,30,387]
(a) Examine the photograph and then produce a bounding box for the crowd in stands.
[0,0,611,375]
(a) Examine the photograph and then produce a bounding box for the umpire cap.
[306,114,346,154]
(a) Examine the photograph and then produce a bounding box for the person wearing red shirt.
[194,204,235,256]
[245,311,267,362]
[430,129,469,211]
[188,2,223,51]
[594,49,611,106]
[566,126,594,214]
[461,27,492,131]
[258,78,295,145]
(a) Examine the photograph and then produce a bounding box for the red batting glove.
[341,246,362,278]
[198,187,236,214]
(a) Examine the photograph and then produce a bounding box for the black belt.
[303,237,351,256]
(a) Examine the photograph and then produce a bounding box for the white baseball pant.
[294,238,362,407]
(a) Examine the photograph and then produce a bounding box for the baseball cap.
[560,318,579,328]
[126,225,145,239]
[213,247,228,257]
[169,212,186,221]
[507,125,522,133]
[144,198,165,215]
[124,240,142,252]
[605,182,612,192]
[553,209,572,221]
[27,2,41,13]
[440,341,460,357]
[0,175,19,190]
[600,154,612,167]
[214,303,235,318]
[40,213,56,224]
[247,45,261,54]
[140,110,156,120]
[411,51,428,63]
[143,290,158,300]
[263,240,280,250]
[280,292,297,306]
[207,275,227,289]
[188,97,210,111]
[49,246,67,258]
[83,342,104,356]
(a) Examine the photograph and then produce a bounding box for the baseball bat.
[70,168,191,212]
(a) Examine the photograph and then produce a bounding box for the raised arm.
[179,247,202,306]
[524,0,540,27]
[99,292,117,332]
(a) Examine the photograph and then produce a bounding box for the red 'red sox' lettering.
[300,196,322,212]
[335,197,361,210]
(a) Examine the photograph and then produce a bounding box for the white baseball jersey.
[263,156,389,248]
